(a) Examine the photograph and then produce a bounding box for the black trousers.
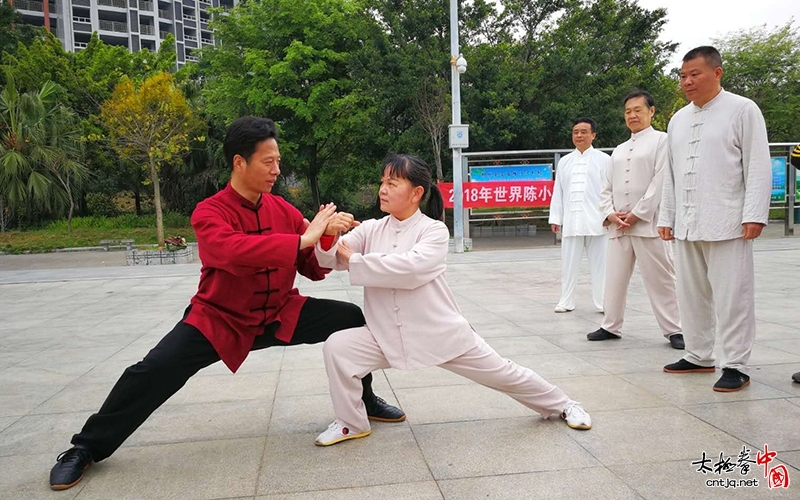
[71,298,370,461]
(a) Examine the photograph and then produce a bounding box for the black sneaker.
[713,368,750,392]
[364,396,406,422]
[793,371,800,383]
[668,334,685,350]
[587,328,622,341]
[49,446,93,490]
[663,358,715,373]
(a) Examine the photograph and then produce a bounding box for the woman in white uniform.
[313,154,591,446]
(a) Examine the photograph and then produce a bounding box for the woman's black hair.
[382,153,444,221]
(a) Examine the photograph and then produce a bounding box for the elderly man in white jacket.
[549,118,612,313]
[588,90,683,349]
[658,46,771,392]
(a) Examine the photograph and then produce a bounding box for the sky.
[635,0,800,68]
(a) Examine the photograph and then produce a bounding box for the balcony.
[159,29,172,38]
[72,16,92,31]
[99,19,128,33]
[183,14,197,21]
[139,1,154,11]
[140,24,155,35]
[185,55,198,62]
[201,37,212,45]
[158,9,171,19]
[184,34,196,42]
[74,42,88,49]
[14,0,56,13]
[97,0,128,9]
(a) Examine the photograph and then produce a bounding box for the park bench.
[99,239,135,251]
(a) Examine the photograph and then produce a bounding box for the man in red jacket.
[49,116,405,490]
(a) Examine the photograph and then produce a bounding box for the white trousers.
[674,239,756,373]
[323,327,571,433]
[558,235,607,310]
[601,236,681,337]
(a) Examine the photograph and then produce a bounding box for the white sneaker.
[554,306,574,313]
[314,421,371,446]
[561,401,591,430]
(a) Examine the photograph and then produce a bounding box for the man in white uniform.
[588,91,683,349]
[549,118,611,313]
[658,46,771,392]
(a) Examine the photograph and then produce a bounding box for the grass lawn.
[0,226,196,254]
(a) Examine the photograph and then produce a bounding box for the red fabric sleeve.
[319,235,335,251]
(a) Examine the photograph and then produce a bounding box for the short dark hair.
[573,117,597,133]
[223,116,279,169]
[624,90,655,108]
[683,46,722,69]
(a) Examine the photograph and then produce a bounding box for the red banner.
[439,181,555,208]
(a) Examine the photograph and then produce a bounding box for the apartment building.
[8,0,235,66]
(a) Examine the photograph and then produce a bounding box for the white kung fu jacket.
[314,209,478,370]
[601,126,669,239]
[658,90,772,241]
[549,146,612,237]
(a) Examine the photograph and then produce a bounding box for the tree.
[462,0,678,150]
[199,0,380,207]
[0,79,86,230]
[0,79,58,229]
[714,22,800,142]
[100,72,201,246]
[41,103,89,231]
[413,77,450,182]
[0,2,40,84]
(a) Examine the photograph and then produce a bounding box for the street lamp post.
[449,0,468,253]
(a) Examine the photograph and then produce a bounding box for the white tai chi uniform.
[315,210,570,434]
[549,147,611,310]
[600,126,681,337]
[659,89,771,373]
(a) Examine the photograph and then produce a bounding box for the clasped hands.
[299,203,360,250]
[606,211,639,230]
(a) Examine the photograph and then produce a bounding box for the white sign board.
[449,125,469,149]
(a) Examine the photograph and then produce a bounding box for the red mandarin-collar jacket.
[184,184,330,372]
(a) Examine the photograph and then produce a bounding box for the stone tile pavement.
[1,237,800,499]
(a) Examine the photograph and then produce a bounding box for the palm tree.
[0,79,87,231]
[0,78,54,229]
[42,102,89,231]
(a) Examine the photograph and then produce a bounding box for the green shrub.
[85,192,119,217]
[45,212,191,231]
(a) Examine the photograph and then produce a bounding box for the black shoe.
[587,328,621,341]
[793,372,800,383]
[663,358,715,373]
[713,368,750,392]
[669,334,685,350]
[49,446,93,491]
[364,395,406,422]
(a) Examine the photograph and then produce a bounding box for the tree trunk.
[308,171,321,209]
[150,159,165,247]
[0,196,6,233]
[67,201,74,232]
[432,134,444,183]
[64,177,75,233]
[133,186,142,215]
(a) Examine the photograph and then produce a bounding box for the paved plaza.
[1,235,800,499]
